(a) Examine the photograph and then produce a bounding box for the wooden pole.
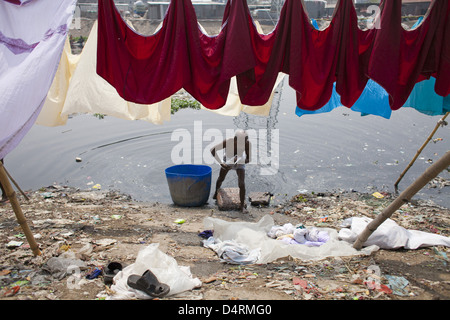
[394,112,449,191]
[3,165,30,201]
[353,150,450,250]
[0,161,41,256]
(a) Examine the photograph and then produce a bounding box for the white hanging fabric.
[0,0,77,159]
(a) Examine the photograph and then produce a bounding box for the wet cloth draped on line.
[267,224,330,246]
[97,0,237,109]
[368,0,450,110]
[36,20,280,127]
[0,0,77,159]
[296,17,450,119]
[40,21,172,126]
[97,0,450,113]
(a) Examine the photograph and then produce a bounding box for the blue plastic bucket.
[165,164,212,207]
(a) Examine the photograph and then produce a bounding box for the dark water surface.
[5,79,450,208]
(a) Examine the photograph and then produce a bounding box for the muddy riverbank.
[0,185,448,301]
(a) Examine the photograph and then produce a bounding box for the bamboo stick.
[0,161,41,256]
[394,112,449,190]
[354,150,450,250]
[3,165,30,201]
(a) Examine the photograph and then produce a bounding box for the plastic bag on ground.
[108,243,202,300]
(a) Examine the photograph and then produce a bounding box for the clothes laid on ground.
[267,224,330,247]
[97,0,450,112]
[203,215,378,264]
[203,214,450,264]
[339,217,450,250]
[0,0,77,159]
[202,237,261,265]
[35,37,80,127]
[268,223,330,247]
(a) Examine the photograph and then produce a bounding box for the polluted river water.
[4,78,450,208]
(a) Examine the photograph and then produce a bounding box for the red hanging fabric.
[97,0,245,109]
[368,0,449,110]
[237,0,376,111]
[97,0,450,112]
[97,0,188,106]
[434,1,450,97]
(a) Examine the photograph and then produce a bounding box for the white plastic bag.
[108,243,202,299]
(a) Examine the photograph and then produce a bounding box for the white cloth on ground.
[203,215,378,264]
[339,217,450,249]
[202,237,261,265]
[268,223,330,247]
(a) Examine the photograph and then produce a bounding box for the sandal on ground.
[103,262,123,285]
[127,269,170,298]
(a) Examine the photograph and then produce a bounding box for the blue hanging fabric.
[403,77,450,116]
[295,80,392,119]
[296,19,391,119]
[296,17,449,119]
[403,17,449,116]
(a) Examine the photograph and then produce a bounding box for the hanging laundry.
[242,0,375,111]
[403,77,450,116]
[38,18,276,127]
[97,0,250,110]
[96,0,450,113]
[296,80,392,119]
[401,16,450,116]
[60,22,172,125]
[35,37,80,127]
[199,20,285,117]
[296,16,450,119]
[368,0,450,110]
[0,0,77,159]
[201,73,286,117]
[296,19,391,119]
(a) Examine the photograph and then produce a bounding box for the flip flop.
[103,262,123,285]
[127,269,170,298]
